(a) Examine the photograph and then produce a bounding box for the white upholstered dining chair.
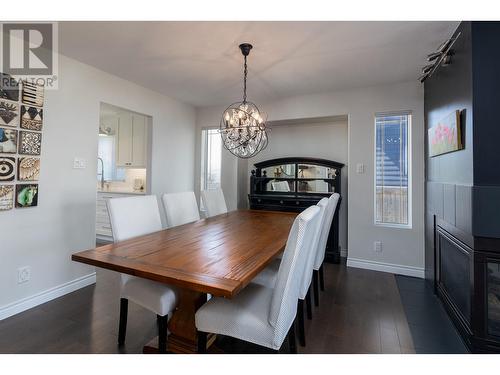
[162,191,200,227]
[251,198,328,346]
[107,195,178,353]
[312,193,340,305]
[200,188,228,218]
[195,205,321,353]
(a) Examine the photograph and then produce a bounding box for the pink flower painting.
[428,110,462,157]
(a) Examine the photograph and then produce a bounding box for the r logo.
[2,23,53,76]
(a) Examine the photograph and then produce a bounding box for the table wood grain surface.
[72,209,297,298]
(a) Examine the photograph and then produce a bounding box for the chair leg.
[287,318,297,354]
[305,287,313,320]
[118,298,128,345]
[319,264,325,291]
[157,314,168,354]
[297,300,306,346]
[313,270,320,307]
[197,331,207,354]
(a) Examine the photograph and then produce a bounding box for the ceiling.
[59,21,459,108]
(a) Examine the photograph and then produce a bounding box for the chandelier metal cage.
[219,43,268,159]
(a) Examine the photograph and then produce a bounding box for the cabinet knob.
[296,201,300,205]
[280,200,284,204]
[257,199,261,203]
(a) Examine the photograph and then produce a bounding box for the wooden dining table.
[72,209,297,353]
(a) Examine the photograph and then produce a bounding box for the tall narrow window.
[375,112,411,227]
[201,129,222,191]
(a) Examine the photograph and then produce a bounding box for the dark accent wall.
[426,22,473,186]
[424,21,500,353]
[472,22,500,186]
[425,22,473,282]
[425,22,500,281]
[471,22,500,237]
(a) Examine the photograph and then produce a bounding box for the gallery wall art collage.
[0,73,43,210]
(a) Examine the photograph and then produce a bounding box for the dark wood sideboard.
[248,157,344,263]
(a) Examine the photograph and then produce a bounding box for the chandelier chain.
[243,55,247,103]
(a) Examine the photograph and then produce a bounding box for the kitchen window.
[98,135,125,182]
[375,112,411,227]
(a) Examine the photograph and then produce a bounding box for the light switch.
[356,163,365,174]
[73,157,87,169]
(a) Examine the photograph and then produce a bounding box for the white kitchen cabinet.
[116,114,133,167]
[96,192,145,241]
[132,114,147,167]
[116,113,148,168]
[95,193,114,241]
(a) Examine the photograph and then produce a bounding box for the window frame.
[373,111,412,229]
[97,134,126,182]
[199,127,224,194]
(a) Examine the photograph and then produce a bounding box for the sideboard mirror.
[249,157,345,263]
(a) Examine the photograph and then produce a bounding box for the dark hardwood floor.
[297,262,415,354]
[0,261,419,354]
[396,275,468,353]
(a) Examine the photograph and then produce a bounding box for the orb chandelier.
[220,43,268,159]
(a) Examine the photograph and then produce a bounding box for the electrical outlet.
[73,157,87,169]
[374,241,382,253]
[18,266,31,284]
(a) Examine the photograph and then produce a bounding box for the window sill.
[374,222,412,230]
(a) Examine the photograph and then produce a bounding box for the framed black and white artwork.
[22,81,44,107]
[20,105,43,131]
[0,74,45,212]
[0,127,18,154]
[18,157,40,181]
[0,157,16,181]
[0,100,20,127]
[18,131,42,155]
[0,185,14,211]
[0,73,19,102]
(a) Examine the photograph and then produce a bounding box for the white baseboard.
[347,257,425,278]
[0,272,96,321]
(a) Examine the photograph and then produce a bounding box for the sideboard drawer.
[250,196,316,209]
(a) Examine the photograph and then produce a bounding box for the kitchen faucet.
[97,157,105,190]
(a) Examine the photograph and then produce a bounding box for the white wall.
[196,81,425,277]
[248,120,349,254]
[0,54,196,318]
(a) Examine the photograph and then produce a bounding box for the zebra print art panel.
[22,81,44,107]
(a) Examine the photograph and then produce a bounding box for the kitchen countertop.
[97,189,146,195]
